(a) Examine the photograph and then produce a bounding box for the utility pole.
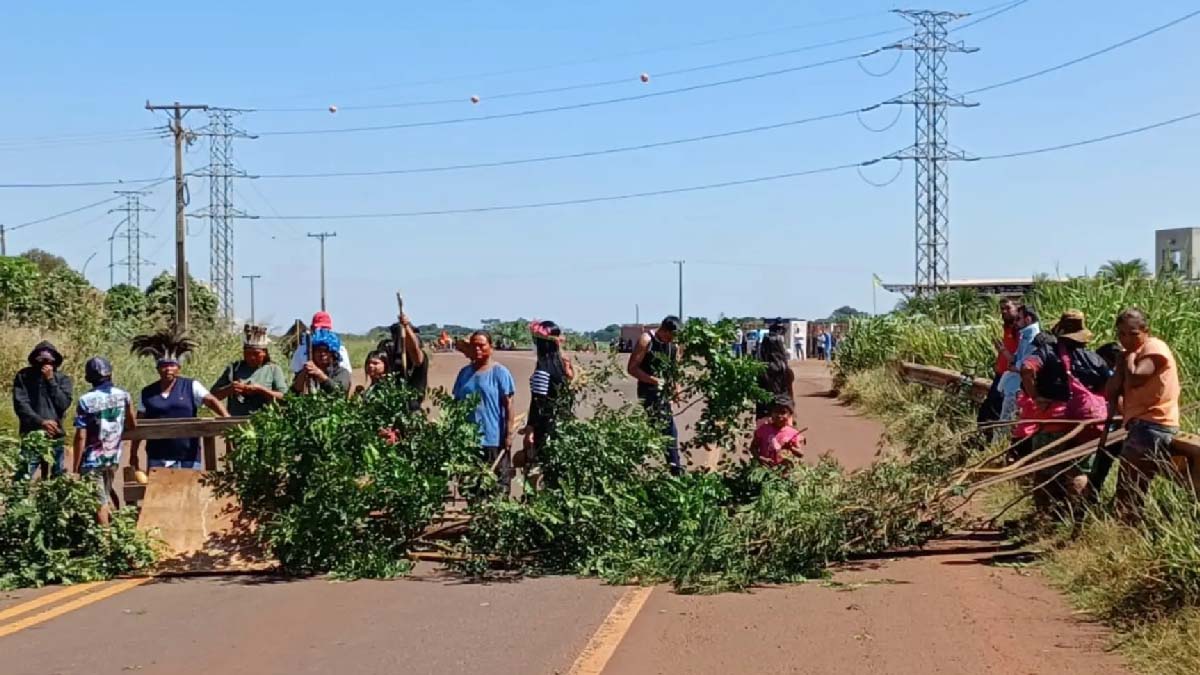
[883,10,976,294]
[673,260,685,321]
[193,108,256,320]
[146,101,208,332]
[307,232,337,311]
[109,190,154,288]
[635,303,640,326]
[0,224,6,256]
[241,274,262,324]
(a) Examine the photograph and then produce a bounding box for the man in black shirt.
[628,316,682,475]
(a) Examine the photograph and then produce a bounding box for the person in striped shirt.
[520,321,575,472]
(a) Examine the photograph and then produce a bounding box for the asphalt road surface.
[0,355,1129,675]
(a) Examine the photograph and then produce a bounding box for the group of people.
[979,299,1182,519]
[9,307,590,519]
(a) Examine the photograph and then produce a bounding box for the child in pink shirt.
[751,396,805,467]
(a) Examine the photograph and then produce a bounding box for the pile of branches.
[0,433,158,589]
[215,320,970,592]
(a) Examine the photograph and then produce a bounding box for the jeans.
[1115,419,1179,520]
[641,396,681,475]
[977,372,1005,426]
[22,444,65,480]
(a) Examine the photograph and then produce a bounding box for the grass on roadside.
[842,366,1200,675]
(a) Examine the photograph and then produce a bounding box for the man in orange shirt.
[1108,308,1181,520]
[978,298,1021,425]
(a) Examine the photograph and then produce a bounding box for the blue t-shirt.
[453,363,516,447]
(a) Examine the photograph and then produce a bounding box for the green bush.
[0,433,159,589]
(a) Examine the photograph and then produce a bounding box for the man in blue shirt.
[454,331,517,493]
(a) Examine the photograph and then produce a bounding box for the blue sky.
[2,1,1198,333]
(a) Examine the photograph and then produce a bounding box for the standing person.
[1017,311,1110,510]
[211,324,287,417]
[979,299,1021,426]
[998,306,1041,426]
[628,316,683,475]
[72,358,136,525]
[12,341,73,478]
[1109,308,1181,521]
[733,327,744,358]
[356,350,390,398]
[820,330,833,362]
[292,330,353,396]
[130,334,230,471]
[520,321,575,469]
[376,312,428,411]
[290,311,352,376]
[453,331,517,492]
[756,334,795,423]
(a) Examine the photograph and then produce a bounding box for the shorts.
[82,466,118,506]
[1123,419,1178,463]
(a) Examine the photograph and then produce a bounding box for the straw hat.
[243,324,271,349]
[1051,309,1094,343]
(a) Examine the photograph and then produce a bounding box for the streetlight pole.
[241,274,262,324]
[673,260,685,321]
[107,221,124,289]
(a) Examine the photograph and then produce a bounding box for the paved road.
[0,355,1129,674]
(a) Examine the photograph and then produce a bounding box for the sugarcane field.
[4,3,1200,674]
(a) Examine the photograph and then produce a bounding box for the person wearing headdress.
[129,328,229,471]
[292,328,353,396]
[211,324,288,417]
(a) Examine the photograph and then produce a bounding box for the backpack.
[1067,347,1111,394]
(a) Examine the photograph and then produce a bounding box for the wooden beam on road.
[123,417,248,441]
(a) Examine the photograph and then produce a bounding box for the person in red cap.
[291,311,353,375]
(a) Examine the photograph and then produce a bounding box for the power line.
[255,106,1200,222]
[253,0,1025,112]
[256,27,907,113]
[965,7,1200,95]
[953,0,1033,32]
[255,50,879,136]
[264,9,896,101]
[971,109,1200,160]
[255,161,868,220]
[8,180,170,231]
[256,105,874,179]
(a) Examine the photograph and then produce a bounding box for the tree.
[144,272,219,326]
[19,249,70,276]
[824,306,868,321]
[1097,259,1150,285]
[586,324,621,343]
[104,284,146,324]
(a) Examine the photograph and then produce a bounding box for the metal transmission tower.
[109,190,154,287]
[884,9,977,293]
[195,108,255,320]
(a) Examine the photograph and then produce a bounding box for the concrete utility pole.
[673,260,685,321]
[307,232,337,311]
[146,101,208,332]
[241,274,262,324]
[0,224,6,256]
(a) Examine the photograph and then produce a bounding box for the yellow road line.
[0,577,150,639]
[567,586,654,675]
[0,582,102,623]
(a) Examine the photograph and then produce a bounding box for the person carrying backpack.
[1017,310,1109,511]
